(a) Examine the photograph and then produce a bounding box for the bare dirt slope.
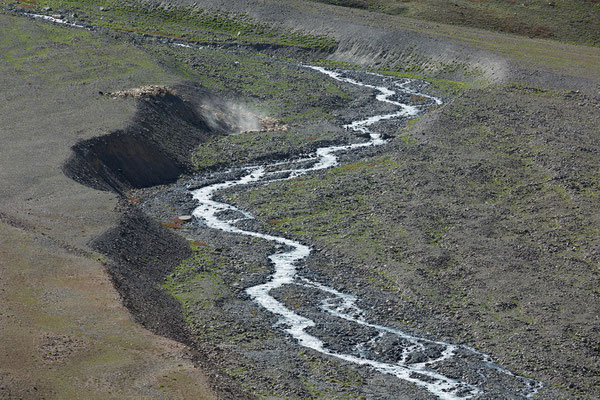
[0,14,217,399]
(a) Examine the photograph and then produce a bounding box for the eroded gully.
[190,67,542,399]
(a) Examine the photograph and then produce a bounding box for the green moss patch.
[5,0,337,51]
[230,85,600,395]
[0,13,169,85]
[310,0,600,47]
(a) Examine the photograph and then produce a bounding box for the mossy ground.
[0,13,169,86]
[160,239,372,399]
[0,215,215,399]
[2,0,336,50]
[139,43,351,122]
[191,127,349,170]
[311,0,600,47]
[0,12,222,399]
[228,85,600,395]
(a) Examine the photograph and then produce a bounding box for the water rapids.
[191,67,541,399]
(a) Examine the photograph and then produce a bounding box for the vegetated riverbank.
[2,1,599,399]
[133,67,597,398]
[228,84,600,397]
[123,10,597,396]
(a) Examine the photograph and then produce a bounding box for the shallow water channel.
[189,67,542,399]
[18,12,545,398]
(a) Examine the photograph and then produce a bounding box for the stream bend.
[190,67,541,399]
[20,11,544,398]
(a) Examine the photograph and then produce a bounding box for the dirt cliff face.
[61,84,220,339]
[63,85,226,193]
[61,85,258,398]
[0,13,222,400]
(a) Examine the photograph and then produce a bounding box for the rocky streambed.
[4,2,598,398]
[43,10,588,396]
[134,67,547,399]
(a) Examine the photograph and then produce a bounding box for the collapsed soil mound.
[92,207,192,343]
[63,83,229,194]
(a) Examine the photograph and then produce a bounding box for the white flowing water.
[17,11,541,397]
[24,12,86,28]
[190,68,541,398]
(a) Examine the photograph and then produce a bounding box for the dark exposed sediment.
[61,84,255,399]
[92,207,192,342]
[91,205,254,400]
[63,83,228,193]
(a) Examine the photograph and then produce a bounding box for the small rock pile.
[241,117,288,133]
[103,85,176,99]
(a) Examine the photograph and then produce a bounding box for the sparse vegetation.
[2,0,337,50]
[230,84,600,395]
[310,0,600,46]
[2,0,598,397]
[192,128,349,170]
[0,12,169,85]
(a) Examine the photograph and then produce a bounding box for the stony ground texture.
[1,0,599,399]
[229,84,600,396]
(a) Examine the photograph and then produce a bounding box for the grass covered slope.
[0,16,166,85]
[1,0,336,51]
[310,0,600,47]
[229,85,600,396]
[0,14,218,399]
